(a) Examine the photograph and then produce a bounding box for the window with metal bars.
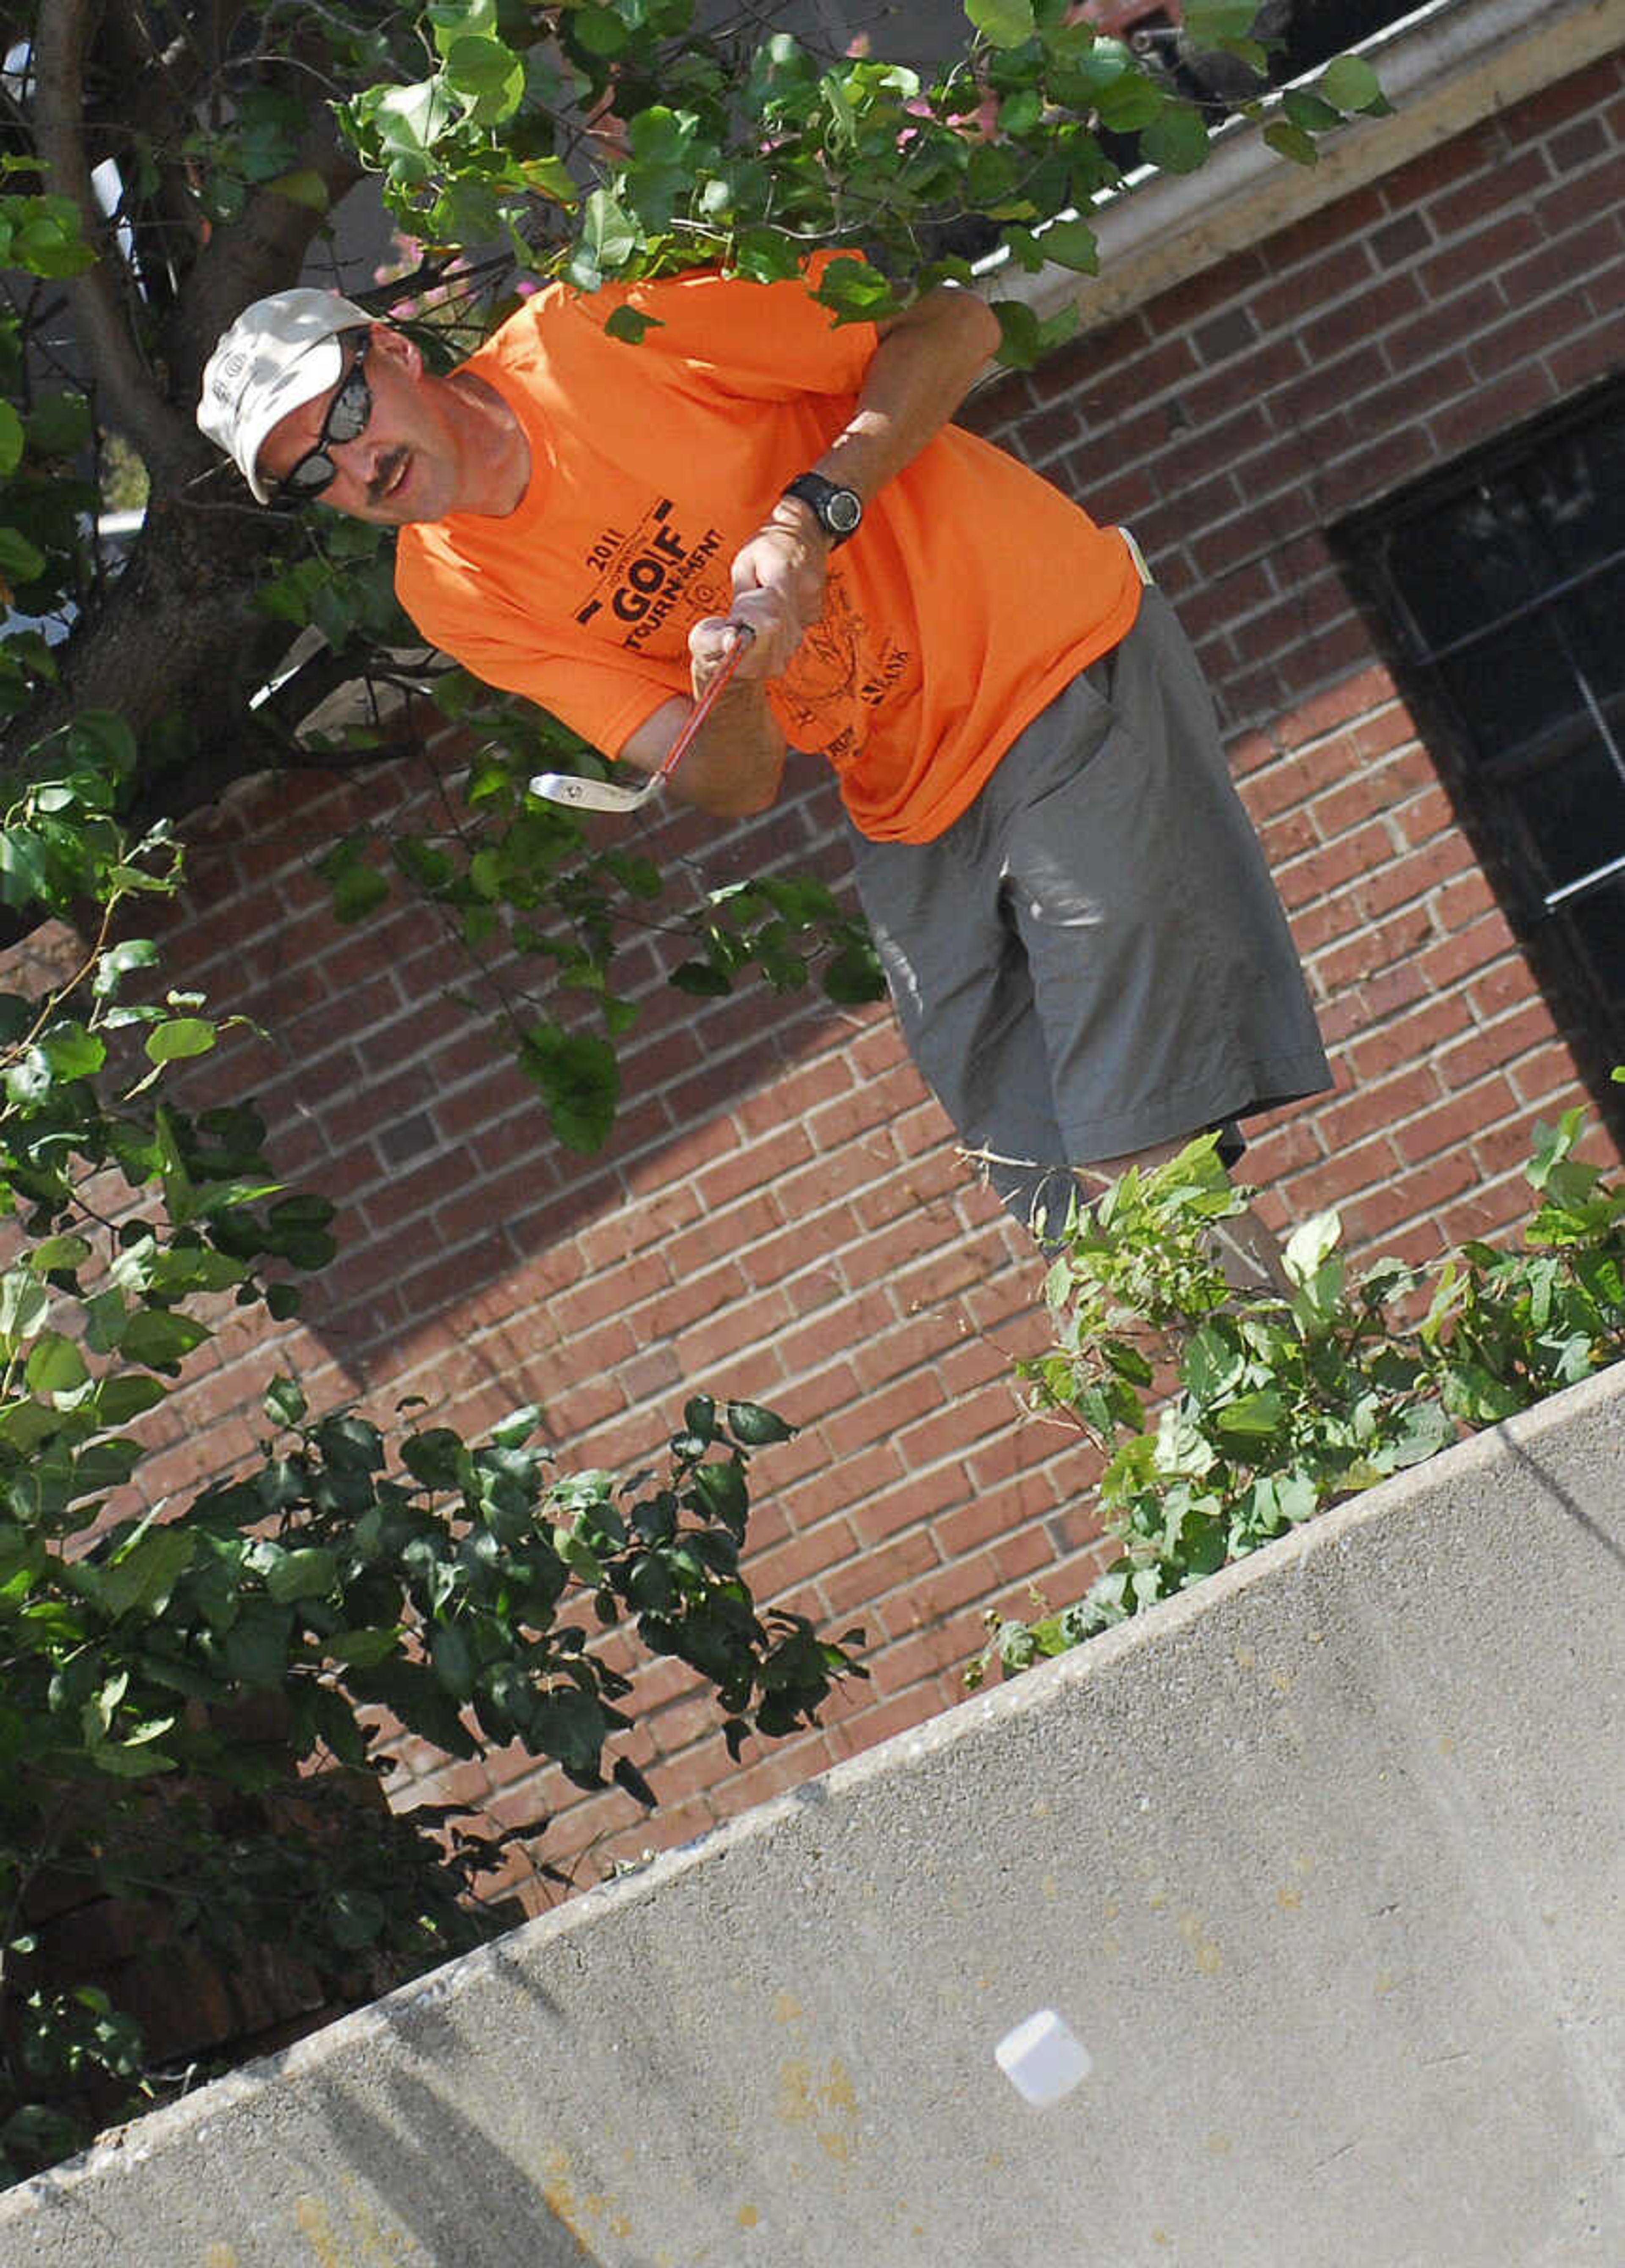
[1334,377,1625,1142]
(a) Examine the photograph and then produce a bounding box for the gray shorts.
[847,584,1331,1230]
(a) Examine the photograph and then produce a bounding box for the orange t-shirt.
[395,260,1140,843]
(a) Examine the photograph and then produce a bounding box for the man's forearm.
[812,284,1003,510]
[618,672,788,818]
[626,284,1003,815]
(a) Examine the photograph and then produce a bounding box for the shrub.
[970,1097,1624,1683]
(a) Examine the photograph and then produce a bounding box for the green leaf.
[329,861,390,924]
[490,1402,543,1449]
[1036,218,1099,273]
[264,168,331,213]
[92,1373,167,1426]
[519,1024,619,1153]
[1283,89,1343,136]
[325,1626,402,1669]
[119,1309,210,1370]
[604,305,663,345]
[264,1373,308,1429]
[0,829,53,911]
[220,1604,295,1686]
[726,1400,795,1447]
[327,1887,387,1948]
[572,3,632,56]
[1182,1322,1244,1403]
[29,1233,92,1276]
[1140,102,1213,177]
[98,1525,195,1619]
[24,1332,88,1396]
[430,1621,478,1699]
[1321,55,1386,115]
[575,188,639,283]
[0,527,47,585]
[0,1269,51,1343]
[691,1459,748,1537]
[1264,119,1320,168]
[372,77,458,160]
[94,937,160,998]
[1283,1211,1342,1287]
[66,711,138,776]
[441,35,526,125]
[1095,72,1164,134]
[266,1546,339,1605]
[88,1741,177,1778]
[0,400,24,477]
[41,1022,106,1085]
[144,1017,216,1065]
[1213,1390,1287,1440]
[966,0,1037,48]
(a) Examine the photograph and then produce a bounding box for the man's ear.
[369,323,423,381]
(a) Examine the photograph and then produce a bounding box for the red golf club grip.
[655,626,755,786]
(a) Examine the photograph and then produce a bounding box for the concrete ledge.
[5,1363,1622,2266]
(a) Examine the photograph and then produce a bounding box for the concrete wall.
[6,1361,1620,2268]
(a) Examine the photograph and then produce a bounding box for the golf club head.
[528,769,658,813]
[528,626,754,817]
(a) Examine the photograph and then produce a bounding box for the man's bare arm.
[619,284,1002,818]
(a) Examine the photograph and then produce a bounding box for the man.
[198,265,1330,1264]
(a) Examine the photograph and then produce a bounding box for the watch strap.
[782,472,863,546]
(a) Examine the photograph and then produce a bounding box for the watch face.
[826,489,862,534]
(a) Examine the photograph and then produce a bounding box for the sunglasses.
[273,330,372,504]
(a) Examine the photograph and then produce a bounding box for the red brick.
[1251,230,1374,323]
[1512,55,1620,133]
[1309,745,1436,841]
[1345,993,1472,1084]
[676,1284,797,1373]
[823,1369,945,1462]
[780,1442,904,1534]
[1435,1173,1538,1251]
[1534,141,1625,232]
[746,1519,859,1607]
[1279,1131,1401,1218]
[852,1460,974,1548]
[1270,344,1392,438]
[1391,1076,1518,1168]
[819,1527,939,1618]
[1435,1002,1558,1092]
[1179,338,1308,433]
[1320,1065,1441,1152]
[1468,957,1545,1023]
[1309,423,1438,518]
[1429,364,1557,460]
[1276,822,1398,914]
[1548,315,1625,395]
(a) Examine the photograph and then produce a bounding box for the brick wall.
[41,50,1625,1903]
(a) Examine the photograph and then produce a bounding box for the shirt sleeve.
[578,251,880,403]
[400,570,680,761]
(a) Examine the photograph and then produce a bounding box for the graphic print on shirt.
[573,498,729,654]
[774,574,913,770]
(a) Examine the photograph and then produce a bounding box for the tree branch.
[176,105,369,398]
[31,0,197,481]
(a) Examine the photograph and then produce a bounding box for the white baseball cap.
[197,288,373,502]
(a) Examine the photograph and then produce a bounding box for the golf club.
[528,625,756,814]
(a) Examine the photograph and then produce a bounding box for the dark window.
[1335,379,1625,1142]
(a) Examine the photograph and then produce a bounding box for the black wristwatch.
[782,472,864,547]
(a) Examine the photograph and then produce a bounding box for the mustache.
[368,448,410,506]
